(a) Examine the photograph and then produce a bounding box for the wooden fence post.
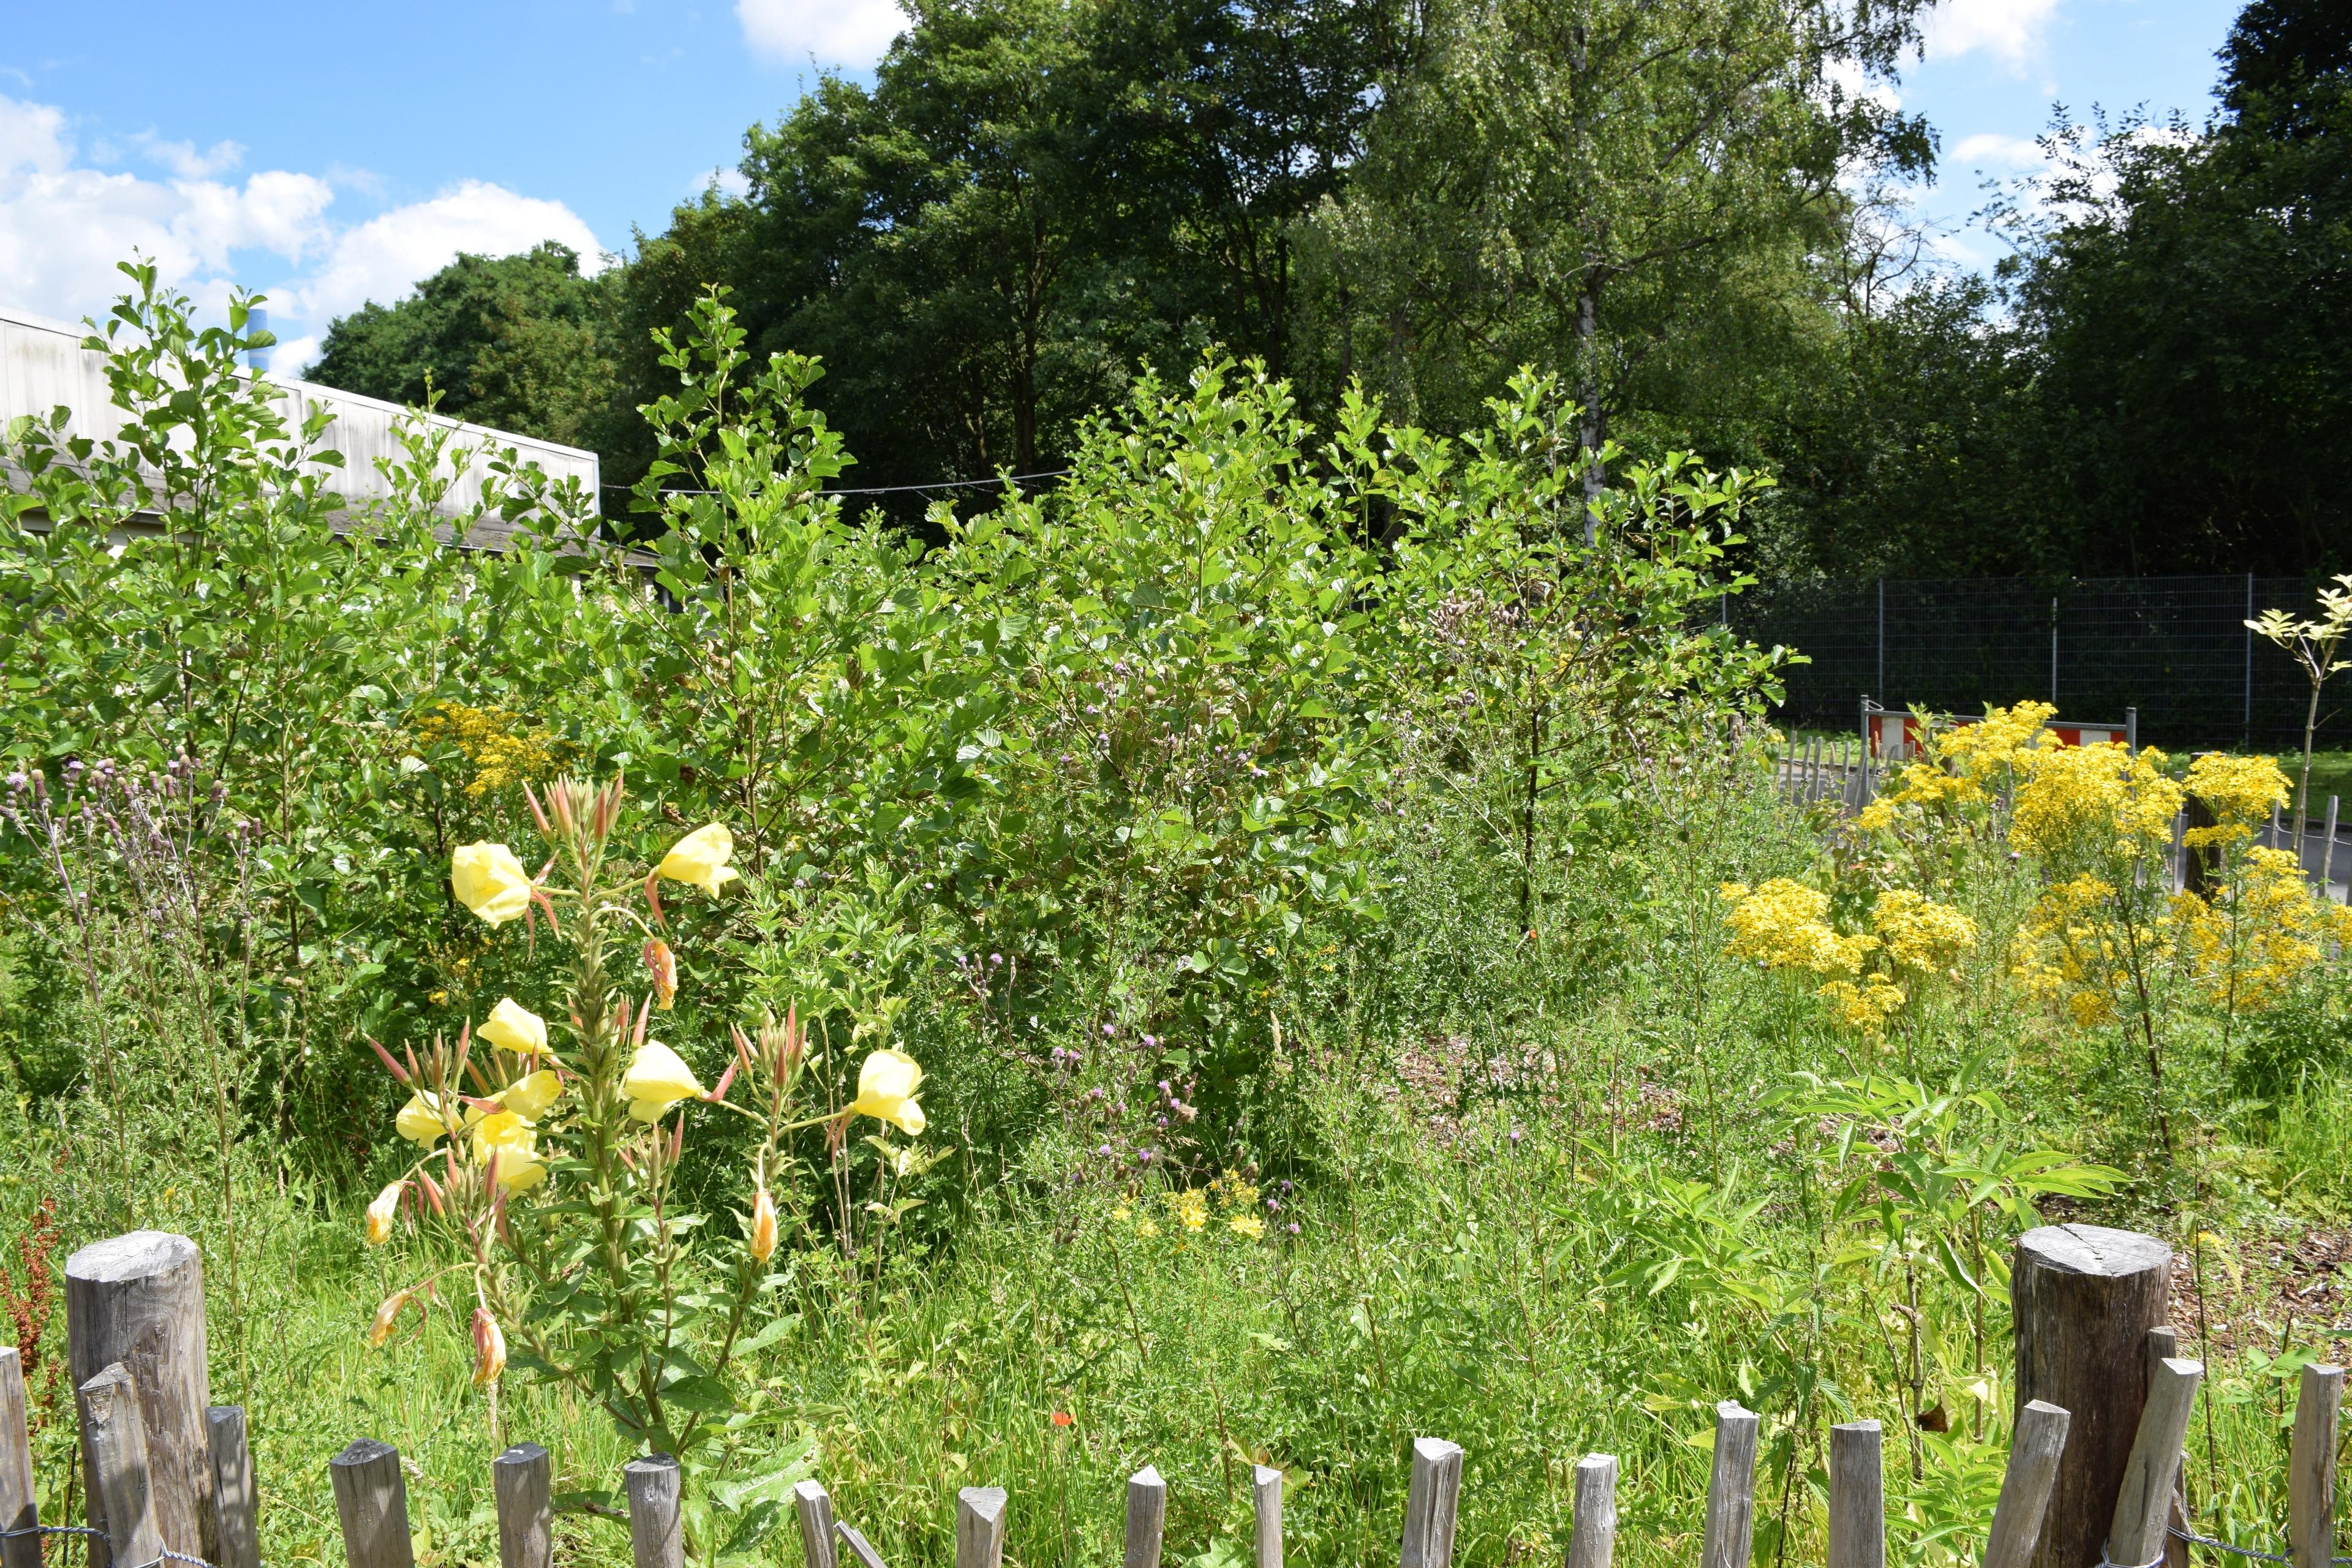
[329,1438,417,1568]
[1702,1403,1760,1568]
[957,1488,1008,1568]
[835,1520,889,1568]
[1829,1422,1885,1568]
[0,1349,37,1568]
[625,1454,684,1568]
[1125,1467,1166,1568]
[78,1365,161,1568]
[793,1481,839,1568]
[493,1443,552,1568]
[1984,1401,2072,1568]
[1565,1455,1616,1568]
[1252,1465,1283,1568]
[2290,1364,2345,1568]
[2107,1359,2203,1568]
[1401,1439,1463,1568]
[2012,1226,2173,1568]
[67,1232,217,1568]
[207,1405,261,1568]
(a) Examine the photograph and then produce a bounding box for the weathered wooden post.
[1984,1401,2073,1568]
[835,1518,889,1568]
[956,1487,1008,1568]
[494,1442,552,1568]
[2290,1365,2345,1568]
[793,1480,839,1568]
[78,1365,161,1568]
[207,1405,260,1568]
[625,1454,685,1568]
[2106,1358,2202,1568]
[67,1232,217,1567]
[1125,1466,1166,1568]
[330,1438,417,1568]
[2012,1225,2173,1568]
[1829,1422,1885,1568]
[1702,1403,1760,1568]
[1251,1464,1283,1568]
[1401,1439,1463,1568]
[1565,1455,1617,1568]
[0,1349,38,1568]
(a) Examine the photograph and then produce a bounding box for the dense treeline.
[306,0,2352,577]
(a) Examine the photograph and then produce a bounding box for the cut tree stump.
[67,1232,216,1568]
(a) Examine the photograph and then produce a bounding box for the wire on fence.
[0,1526,228,1568]
[2165,1522,2352,1566]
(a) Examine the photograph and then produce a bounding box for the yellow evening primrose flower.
[657,824,739,897]
[480,997,549,1057]
[623,1041,704,1121]
[850,1049,926,1135]
[451,842,533,926]
[472,1110,547,1191]
[364,1182,402,1245]
[396,1091,452,1147]
[497,1069,561,1123]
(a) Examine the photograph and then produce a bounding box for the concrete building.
[1,303,600,549]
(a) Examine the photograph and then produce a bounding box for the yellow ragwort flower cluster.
[1871,889,1979,979]
[2180,752,2291,853]
[1719,880,1879,976]
[2008,742,2184,865]
[2011,875,2130,1028]
[2176,846,2343,1014]
[1856,701,2057,834]
[412,701,560,799]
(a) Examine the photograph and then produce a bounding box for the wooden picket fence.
[17,1224,2349,1568]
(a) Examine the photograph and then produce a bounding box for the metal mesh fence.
[1730,574,2326,748]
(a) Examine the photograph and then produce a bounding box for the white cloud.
[1825,58,1902,114]
[1952,132,2048,168]
[0,92,606,380]
[285,179,606,330]
[1920,0,2062,69]
[737,0,905,67]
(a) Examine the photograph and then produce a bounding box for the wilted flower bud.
[749,1185,778,1264]
[643,937,678,1010]
[472,1306,507,1387]
[368,1291,409,1348]
[364,1181,404,1245]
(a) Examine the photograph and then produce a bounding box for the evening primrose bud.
[749,1185,778,1264]
[472,1306,506,1387]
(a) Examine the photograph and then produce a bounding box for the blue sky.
[0,0,2244,375]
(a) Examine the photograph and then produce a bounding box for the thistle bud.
[368,1291,409,1348]
[472,1306,507,1387]
[749,1184,778,1264]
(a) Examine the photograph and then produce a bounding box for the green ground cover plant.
[4,270,2352,1568]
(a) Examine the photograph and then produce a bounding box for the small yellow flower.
[451,842,533,926]
[623,1041,704,1121]
[1168,1189,1209,1232]
[364,1181,403,1245]
[480,998,548,1057]
[472,1111,547,1191]
[748,1185,778,1263]
[1228,1212,1265,1239]
[849,1049,925,1135]
[472,1306,507,1387]
[657,824,738,897]
[395,1091,451,1147]
[496,1069,561,1123]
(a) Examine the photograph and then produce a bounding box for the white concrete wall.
[1,304,600,544]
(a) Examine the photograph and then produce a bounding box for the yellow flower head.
[657,824,738,897]
[2182,753,2291,850]
[850,1049,926,1135]
[1721,878,1877,977]
[2010,743,2182,864]
[1870,890,1978,977]
[480,997,549,1057]
[497,1069,562,1124]
[364,1181,403,1245]
[451,842,533,926]
[623,1041,704,1122]
[1168,1189,1209,1232]
[1228,1212,1266,1240]
[395,1091,452,1147]
[472,1110,547,1191]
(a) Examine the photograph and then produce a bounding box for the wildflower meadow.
[4,270,2352,1568]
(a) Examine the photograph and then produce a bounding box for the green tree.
[308,243,620,451]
